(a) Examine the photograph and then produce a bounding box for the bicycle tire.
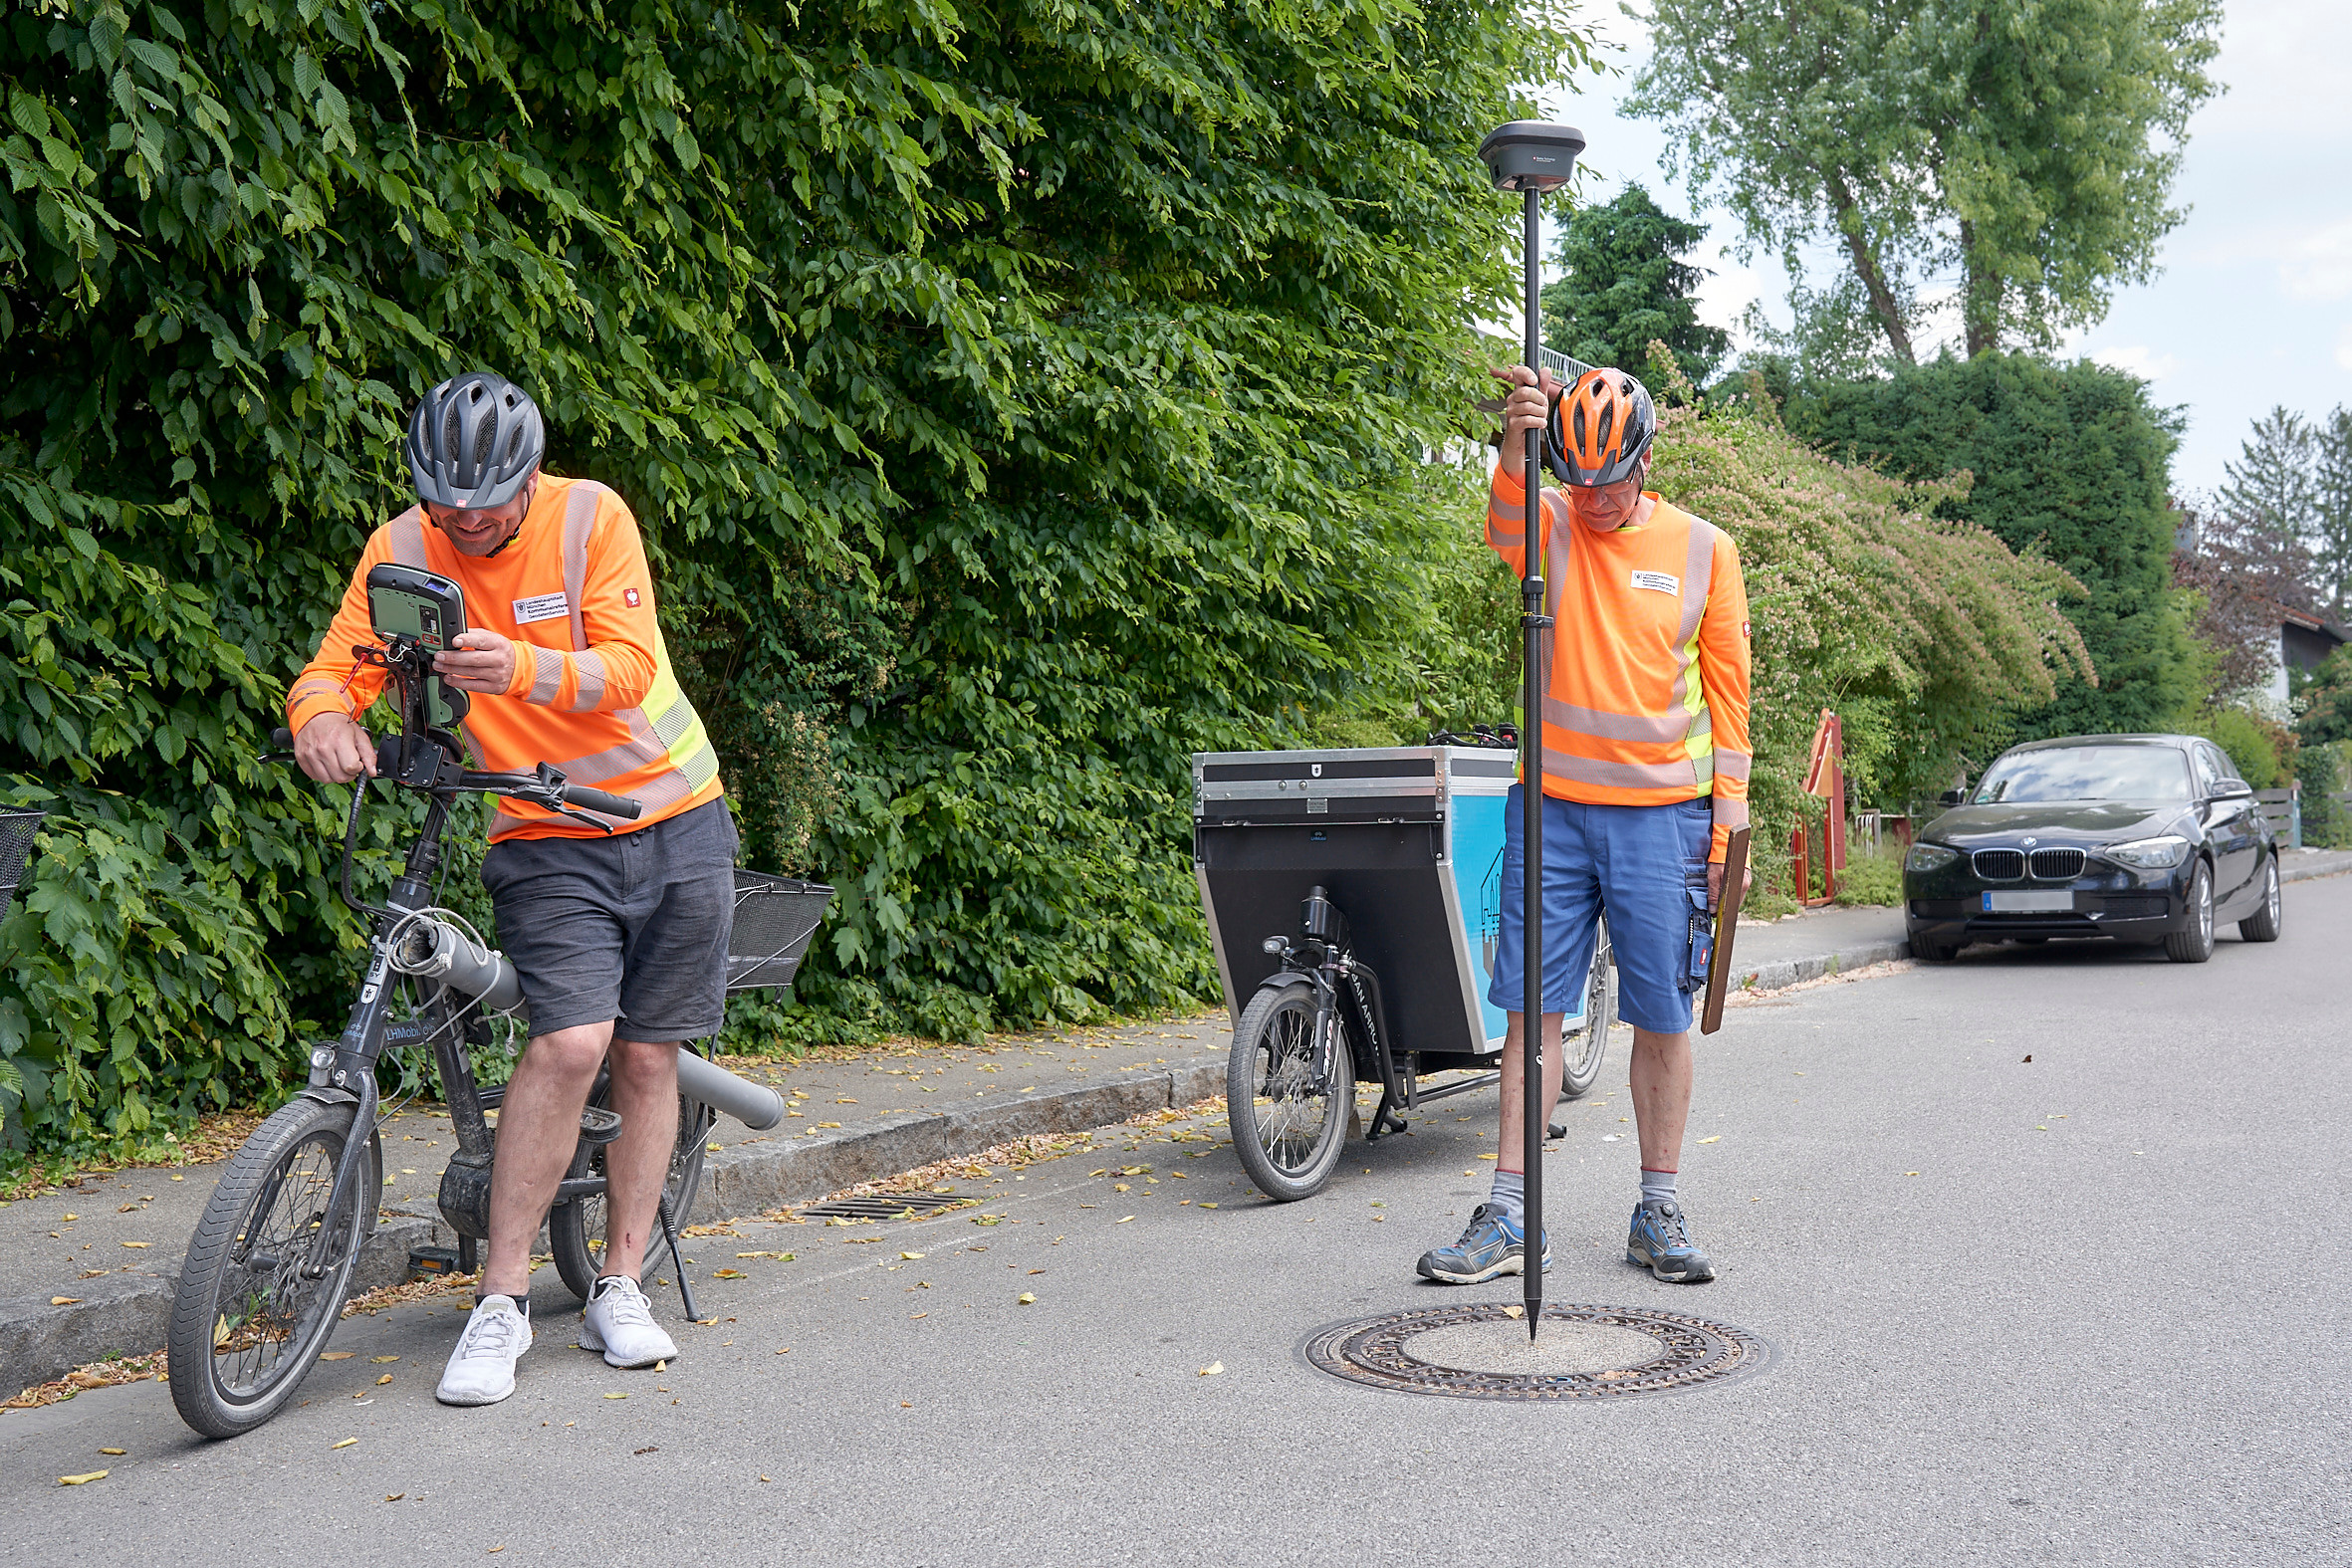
[1559,914,1616,1101]
[547,1083,710,1302]
[1228,980,1353,1202]
[167,1096,379,1439]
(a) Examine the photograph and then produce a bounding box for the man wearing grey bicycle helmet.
[287,370,738,1408]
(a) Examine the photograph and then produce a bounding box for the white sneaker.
[579,1274,677,1369]
[435,1294,533,1406]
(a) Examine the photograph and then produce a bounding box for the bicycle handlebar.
[265,727,643,820]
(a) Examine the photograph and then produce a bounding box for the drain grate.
[1304,1301,1768,1401]
[799,1192,977,1221]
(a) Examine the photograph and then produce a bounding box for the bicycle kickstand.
[656,1192,701,1322]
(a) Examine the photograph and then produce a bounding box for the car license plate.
[1984,891,2072,913]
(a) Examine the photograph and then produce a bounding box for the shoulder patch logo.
[623,587,642,608]
[1630,569,1680,595]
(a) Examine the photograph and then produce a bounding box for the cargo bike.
[1194,738,1617,1201]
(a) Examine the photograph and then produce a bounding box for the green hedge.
[1,0,1591,1162]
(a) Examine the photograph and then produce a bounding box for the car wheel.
[2237,854,2282,943]
[1910,931,1959,963]
[2164,860,2216,964]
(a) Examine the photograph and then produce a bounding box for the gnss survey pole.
[1477,120,1584,1341]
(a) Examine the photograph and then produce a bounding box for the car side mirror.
[1938,789,1965,807]
[2213,779,2253,801]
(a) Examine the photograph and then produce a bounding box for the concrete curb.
[1729,938,1914,995]
[2279,854,2352,886]
[3,1062,1231,1400]
[0,1214,441,1402]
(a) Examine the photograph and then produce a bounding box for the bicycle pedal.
[579,1105,623,1145]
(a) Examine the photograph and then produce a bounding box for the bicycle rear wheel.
[1559,914,1616,1100]
[546,1081,710,1303]
[167,1097,379,1439]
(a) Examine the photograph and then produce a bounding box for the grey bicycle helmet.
[405,371,546,509]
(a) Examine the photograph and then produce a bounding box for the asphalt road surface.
[8,878,2349,1567]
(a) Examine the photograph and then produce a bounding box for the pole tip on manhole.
[1304,1301,1768,1401]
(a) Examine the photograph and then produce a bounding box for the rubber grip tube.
[563,784,642,819]
[674,1048,785,1130]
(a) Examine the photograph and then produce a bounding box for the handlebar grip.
[272,727,295,750]
[563,784,642,820]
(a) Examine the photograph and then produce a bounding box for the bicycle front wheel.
[1560,914,1617,1101]
[547,1082,711,1303]
[1228,980,1354,1202]
[167,1096,379,1439]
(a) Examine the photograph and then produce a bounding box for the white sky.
[1528,0,2352,496]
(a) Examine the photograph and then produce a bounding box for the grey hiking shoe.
[1626,1198,1716,1282]
[1415,1203,1551,1285]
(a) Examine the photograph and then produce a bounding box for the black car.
[1902,733,2282,964]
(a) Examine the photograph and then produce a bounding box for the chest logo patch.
[512,591,570,625]
[1630,569,1680,595]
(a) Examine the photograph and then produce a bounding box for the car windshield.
[1972,746,2193,803]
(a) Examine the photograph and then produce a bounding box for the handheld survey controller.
[363,563,471,730]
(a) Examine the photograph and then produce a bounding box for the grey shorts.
[480,798,739,1040]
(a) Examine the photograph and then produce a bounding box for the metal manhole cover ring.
[1304,1302,1768,1401]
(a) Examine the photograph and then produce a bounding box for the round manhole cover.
[1304,1301,1769,1401]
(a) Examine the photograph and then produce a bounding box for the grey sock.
[1640,1168,1677,1207]
[1489,1169,1527,1225]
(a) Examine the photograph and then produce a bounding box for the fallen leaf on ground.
[899,1251,923,1260]
[1698,1135,1721,1144]
[50,1297,80,1306]
[370,1356,399,1364]
[604,1392,629,1400]
[320,1352,355,1361]
[1198,1203,1218,1210]
[1478,1153,1499,1160]
[376,1374,393,1385]
[1199,1361,1224,1376]
[120,1241,150,1248]
[59,1470,108,1485]
[331,1438,357,1450]
[1501,1305,1524,1320]
[385,1494,404,1502]
[712,1268,748,1279]
[99,1448,125,1456]
[1017,1292,1037,1304]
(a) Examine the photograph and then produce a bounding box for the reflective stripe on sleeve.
[526,644,564,706]
[1713,748,1752,783]
[569,650,607,712]
[387,508,427,568]
[1711,795,1751,829]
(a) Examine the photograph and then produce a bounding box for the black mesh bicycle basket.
[725,870,836,993]
[0,809,46,907]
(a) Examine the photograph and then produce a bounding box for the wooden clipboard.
[1699,826,1752,1035]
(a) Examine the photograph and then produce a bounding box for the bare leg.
[482,1021,614,1298]
[1629,1026,1693,1173]
[595,1037,680,1280]
[1495,1010,1567,1174]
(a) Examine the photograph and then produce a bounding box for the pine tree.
[1539,185,1730,391]
[2312,406,2352,619]
[2219,406,2317,550]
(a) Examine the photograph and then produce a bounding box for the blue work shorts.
[1487,785,1716,1034]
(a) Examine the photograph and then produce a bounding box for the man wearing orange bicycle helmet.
[1415,363,1752,1289]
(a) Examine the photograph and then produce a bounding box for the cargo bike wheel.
[1229,980,1355,1202]
[1558,914,1616,1102]
[547,1079,712,1303]
[167,1097,380,1439]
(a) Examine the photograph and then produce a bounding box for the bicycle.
[167,629,824,1439]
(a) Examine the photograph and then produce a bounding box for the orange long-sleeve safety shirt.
[1486,465,1752,863]
[286,476,724,841]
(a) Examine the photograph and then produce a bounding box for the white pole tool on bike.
[1477,120,1585,1342]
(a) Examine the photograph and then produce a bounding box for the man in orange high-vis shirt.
[1415,364,1752,1290]
[289,372,734,1408]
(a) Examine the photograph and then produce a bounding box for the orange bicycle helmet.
[1545,366,1656,487]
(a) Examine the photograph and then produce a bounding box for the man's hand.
[294,712,377,784]
[435,628,517,694]
[1707,858,1753,911]
[1491,363,1561,464]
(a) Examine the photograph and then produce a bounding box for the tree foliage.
[1538,184,1728,390]
[1627,0,2223,358]
[0,0,1593,1161]
[1788,353,2202,745]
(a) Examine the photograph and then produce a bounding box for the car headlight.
[2104,835,2190,869]
[1904,842,1960,873]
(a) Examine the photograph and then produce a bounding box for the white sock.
[1489,1169,1527,1225]
[1641,1168,1677,1207]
